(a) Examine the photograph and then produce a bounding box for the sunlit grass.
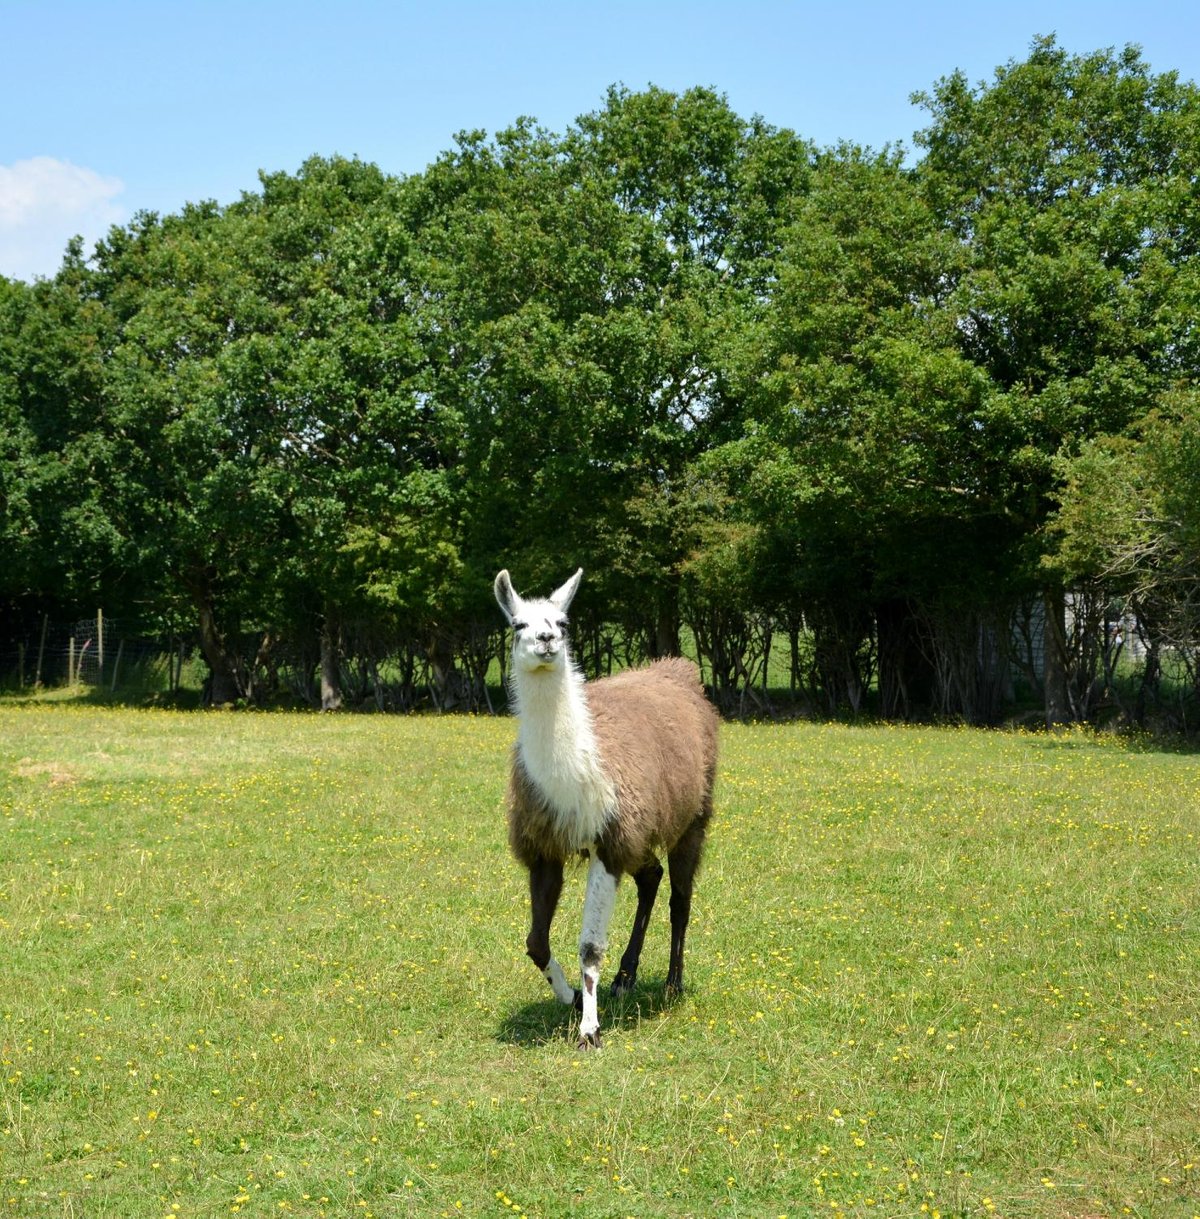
[1,705,1197,1217]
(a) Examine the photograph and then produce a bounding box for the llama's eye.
[556,618,569,632]
[512,621,528,633]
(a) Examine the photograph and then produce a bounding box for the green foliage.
[915,36,1200,462]
[1051,392,1200,667]
[0,263,128,612]
[5,45,1200,725]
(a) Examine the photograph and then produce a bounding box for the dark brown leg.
[611,859,664,996]
[526,857,579,1007]
[665,821,707,997]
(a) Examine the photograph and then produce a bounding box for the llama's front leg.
[577,854,620,1049]
[526,857,579,1007]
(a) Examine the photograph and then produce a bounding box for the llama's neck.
[513,659,615,849]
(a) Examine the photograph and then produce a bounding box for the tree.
[405,91,809,665]
[0,252,132,631]
[92,159,456,705]
[567,87,812,660]
[711,145,1009,717]
[1049,393,1200,727]
[236,159,463,708]
[913,36,1200,721]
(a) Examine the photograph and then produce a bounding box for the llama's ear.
[549,567,583,613]
[494,570,520,623]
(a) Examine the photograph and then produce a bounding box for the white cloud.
[0,157,126,281]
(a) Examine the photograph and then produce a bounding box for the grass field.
[1,703,1197,1218]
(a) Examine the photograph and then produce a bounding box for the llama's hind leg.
[611,859,663,997]
[526,857,579,1008]
[665,821,707,998]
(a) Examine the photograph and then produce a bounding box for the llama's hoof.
[610,973,635,998]
[664,980,683,1001]
[577,1031,603,1051]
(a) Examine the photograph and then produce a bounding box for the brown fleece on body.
[507,657,718,877]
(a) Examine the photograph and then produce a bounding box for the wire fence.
[0,613,193,694]
[1,601,1187,729]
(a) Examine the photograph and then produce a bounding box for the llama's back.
[587,658,719,868]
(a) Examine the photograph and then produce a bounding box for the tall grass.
[1,704,1196,1217]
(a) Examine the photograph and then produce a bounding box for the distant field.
[1,704,1197,1218]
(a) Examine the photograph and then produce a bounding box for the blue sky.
[3,0,1198,281]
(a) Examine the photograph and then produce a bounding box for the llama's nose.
[536,630,555,644]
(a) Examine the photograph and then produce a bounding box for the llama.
[494,567,719,1049]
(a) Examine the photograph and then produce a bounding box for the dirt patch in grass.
[12,757,78,785]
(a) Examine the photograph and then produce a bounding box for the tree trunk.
[319,618,343,711]
[876,598,936,720]
[652,590,681,659]
[196,601,243,706]
[1043,586,1071,727]
[1134,636,1160,726]
[428,631,464,711]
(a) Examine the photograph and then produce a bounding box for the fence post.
[35,614,48,688]
[69,636,76,686]
[97,609,104,683]
[111,638,124,693]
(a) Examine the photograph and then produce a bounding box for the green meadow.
[1,704,1197,1218]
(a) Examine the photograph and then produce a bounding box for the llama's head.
[494,568,582,675]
